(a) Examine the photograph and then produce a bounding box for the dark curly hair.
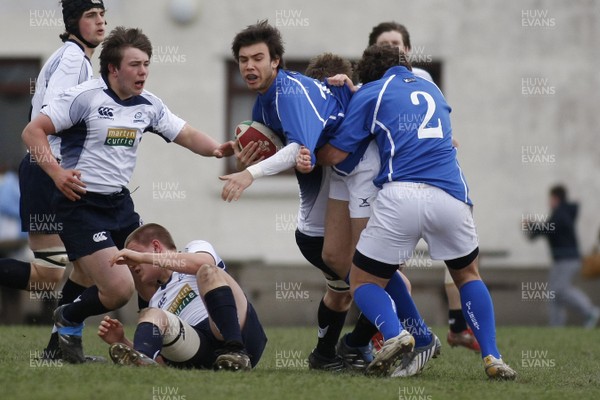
[304,53,353,80]
[368,21,412,50]
[356,45,412,84]
[231,20,285,70]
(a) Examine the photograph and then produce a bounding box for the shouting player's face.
[238,43,280,94]
[110,47,150,100]
[78,8,106,47]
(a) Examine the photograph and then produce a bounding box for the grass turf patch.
[0,326,598,400]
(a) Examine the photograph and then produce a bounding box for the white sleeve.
[151,100,186,142]
[184,240,218,264]
[246,142,301,179]
[41,86,89,133]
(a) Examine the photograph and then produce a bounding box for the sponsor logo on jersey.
[133,111,145,124]
[167,283,198,316]
[98,106,114,119]
[105,128,137,147]
[92,231,108,242]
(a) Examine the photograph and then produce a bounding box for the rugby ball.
[235,121,283,159]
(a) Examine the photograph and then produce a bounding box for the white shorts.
[356,182,479,265]
[330,140,380,219]
[161,311,202,363]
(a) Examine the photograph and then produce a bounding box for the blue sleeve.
[251,101,263,123]
[276,86,326,154]
[327,84,353,110]
[329,91,373,153]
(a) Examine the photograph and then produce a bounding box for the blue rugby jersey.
[330,66,472,205]
[250,69,346,235]
[251,69,345,156]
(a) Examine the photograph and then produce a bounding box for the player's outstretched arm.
[22,114,86,201]
[219,170,253,202]
[219,142,303,201]
[111,248,150,268]
[111,248,216,275]
[316,143,349,166]
[174,124,235,158]
[97,316,132,347]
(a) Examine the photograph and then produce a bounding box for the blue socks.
[386,272,432,347]
[353,283,402,341]
[204,286,243,345]
[353,274,433,347]
[460,280,500,358]
[133,322,163,359]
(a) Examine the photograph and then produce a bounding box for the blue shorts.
[167,302,267,369]
[19,154,61,234]
[52,188,141,261]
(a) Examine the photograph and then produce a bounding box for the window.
[0,58,41,170]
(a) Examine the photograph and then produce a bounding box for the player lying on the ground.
[97,223,267,371]
[22,26,234,364]
[304,45,516,380]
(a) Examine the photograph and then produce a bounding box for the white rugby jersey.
[42,77,186,194]
[149,240,226,327]
[32,40,94,158]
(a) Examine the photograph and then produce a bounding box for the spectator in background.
[525,185,600,328]
[0,165,30,324]
[0,165,26,242]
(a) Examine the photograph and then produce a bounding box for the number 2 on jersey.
[410,91,443,139]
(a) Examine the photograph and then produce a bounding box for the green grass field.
[0,325,598,400]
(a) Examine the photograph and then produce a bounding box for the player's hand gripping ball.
[235,121,283,160]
